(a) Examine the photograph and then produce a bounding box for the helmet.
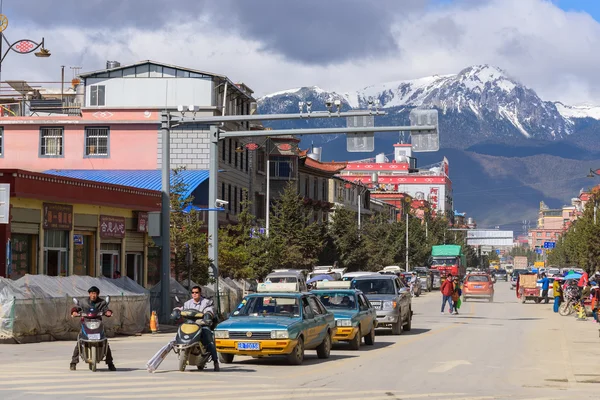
[88,286,100,294]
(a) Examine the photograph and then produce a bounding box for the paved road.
[1,282,600,399]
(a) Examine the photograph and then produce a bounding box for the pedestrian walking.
[553,278,562,313]
[440,274,454,314]
[452,276,461,315]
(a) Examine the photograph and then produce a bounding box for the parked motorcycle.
[559,283,580,316]
[72,296,111,372]
[170,297,214,372]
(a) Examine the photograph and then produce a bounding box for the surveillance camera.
[368,98,374,106]
[306,101,312,113]
[325,99,333,108]
[298,101,305,113]
[177,105,185,112]
[216,199,229,207]
[334,99,341,106]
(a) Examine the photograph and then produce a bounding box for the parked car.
[214,283,335,365]
[311,281,377,349]
[462,273,494,302]
[350,274,412,335]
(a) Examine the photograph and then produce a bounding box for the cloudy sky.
[3,0,600,104]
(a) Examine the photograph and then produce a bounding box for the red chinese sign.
[14,40,35,53]
[43,203,73,230]
[100,215,126,238]
[277,143,292,151]
[245,143,259,151]
[137,212,148,233]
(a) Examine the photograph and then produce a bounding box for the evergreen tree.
[328,207,369,271]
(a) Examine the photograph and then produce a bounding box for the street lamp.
[587,168,600,178]
[0,13,51,83]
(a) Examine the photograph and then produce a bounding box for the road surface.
[1,282,599,399]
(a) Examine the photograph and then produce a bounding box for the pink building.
[339,144,453,219]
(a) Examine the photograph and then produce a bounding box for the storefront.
[0,169,161,287]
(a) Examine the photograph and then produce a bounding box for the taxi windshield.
[237,296,300,317]
[316,292,357,309]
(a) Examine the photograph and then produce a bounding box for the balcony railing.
[0,99,81,117]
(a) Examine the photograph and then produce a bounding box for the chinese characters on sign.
[43,203,73,230]
[137,212,148,233]
[99,215,126,238]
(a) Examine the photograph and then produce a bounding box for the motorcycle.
[170,297,214,372]
[72,296,111,372]
[559,283,580,316]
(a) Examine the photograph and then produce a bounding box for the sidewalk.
[521,300,600,388]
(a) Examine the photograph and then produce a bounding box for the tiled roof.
[44,169,209,200]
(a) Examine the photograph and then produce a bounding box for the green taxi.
[214,283,335,365]
[311,281,378,350]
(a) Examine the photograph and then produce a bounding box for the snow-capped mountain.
[258,65,600,146]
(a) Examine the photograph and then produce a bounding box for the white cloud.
[3,0,600,104]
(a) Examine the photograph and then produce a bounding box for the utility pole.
[405,212,409,272]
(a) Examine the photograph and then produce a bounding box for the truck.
[430,245,466,279]
[513,256,528,271]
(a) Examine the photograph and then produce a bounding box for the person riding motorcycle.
[178,286,220,372]
[70,286,116,371]
[409,272,418,297]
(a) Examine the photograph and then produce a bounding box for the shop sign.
[137,212,148,233]
[73,234,84,245]
[99,215,126,238]
[43,203,73,230]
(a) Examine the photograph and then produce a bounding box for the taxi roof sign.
[256,282,299,293]
[315,281,352,289]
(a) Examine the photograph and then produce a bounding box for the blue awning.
[44,169,209,200]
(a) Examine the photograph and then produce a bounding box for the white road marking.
[428,360,472,373]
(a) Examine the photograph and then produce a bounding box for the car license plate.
[237,342,260,351]
[474,285,482,289]
[88,333,101,340]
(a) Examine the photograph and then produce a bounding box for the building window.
[85,127,109,156]
[240,147,244,171]
[304,176,310,197]
[257,150,265,173]
[245,149,249,172]
[269,156,293,179]
[235,141,238,168]
[233,186,237,214]
[222,140,226,161]
[240,189,244,210]
[40,127,64,157]
[546,232,551,237]
[228,139,232,164]
[314,178,319,200]
[90,85,106,106]
[323,180,327,202]
[221,182,225,202]
[0,127,3,156]
[536,232,542,237]
[228,184,232,212]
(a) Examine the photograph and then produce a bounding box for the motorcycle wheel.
[559,302,573,316]
[178,349,189,372]
[90,346,97,372]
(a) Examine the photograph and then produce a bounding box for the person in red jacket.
[440,274,455,314]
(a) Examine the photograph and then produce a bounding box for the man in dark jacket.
[440,274,455,314]
[70,286,116,371]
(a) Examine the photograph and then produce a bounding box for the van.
[265,270,308,292]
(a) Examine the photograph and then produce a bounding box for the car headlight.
[336,319,352,327]
[382,301,397,310]
[84,321,101,330]
[270,330,289,339]
[214,330,229,339]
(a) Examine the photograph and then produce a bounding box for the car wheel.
[218,353,234,364]
[349,328,361,350]
[391,320,402,335]
[403,309,412,332]
[364,326,375,346]
[287,337,305,365]
[316,331,331,359]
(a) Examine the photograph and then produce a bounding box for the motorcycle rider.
[180,286,220,372]
[70,286,116,371]
[409,272,418,297]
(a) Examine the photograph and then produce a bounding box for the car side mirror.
[72,297,79,306]
[174,296,181,304]
[105,295,110,305]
